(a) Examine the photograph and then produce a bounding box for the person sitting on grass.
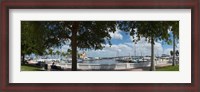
[51,61,56,70]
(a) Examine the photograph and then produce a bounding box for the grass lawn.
[156,65,179,71]
[21,64,43,71]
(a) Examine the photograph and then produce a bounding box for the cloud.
[55,36,177,58]
[50,44,70,53]
[61,45,70,51]
[164,48,173,55]
[168,29,171,34]
[85,38,168,57]
[86,44,132,57]
[54,37,176,58]
[130,38,164,56]
[109,30,123,40]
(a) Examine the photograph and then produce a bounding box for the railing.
[44,60,173,71]
[46,62,153,70]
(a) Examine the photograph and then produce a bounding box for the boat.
[65,58,83,63]
[116,58,134,63]
[77,59,83,63]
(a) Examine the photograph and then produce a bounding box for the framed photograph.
[0,0,199,92]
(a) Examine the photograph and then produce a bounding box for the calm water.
[82,59,119,64]
[60,59,119,64]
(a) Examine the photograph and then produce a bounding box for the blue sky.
[51,28,179,58]
[110,29,173,48]
[110,31,130,45]
[85,29,179,57]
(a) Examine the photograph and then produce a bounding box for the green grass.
[21,64,42,71]
[156,65,179,71]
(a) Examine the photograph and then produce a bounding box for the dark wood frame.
[0,0,199,92]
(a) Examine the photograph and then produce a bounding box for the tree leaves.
[21,21,68,56]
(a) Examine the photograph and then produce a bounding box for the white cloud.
[85,38,170,57]
[168,29,171,34]
[109,30,123,40]
[164,48,173,55]
[61,45,70,52]
[56,38,177,58]
[50,44,71,53]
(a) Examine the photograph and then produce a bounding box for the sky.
[58,28,179,58]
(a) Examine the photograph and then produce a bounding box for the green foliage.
[170,50,179,56]
[21,21,67,56]
[118,21,178,71]
[168,21,179,39]
[118,21,173,44]
[22,21,179,71]
[67,49,72,55]
[21,21,46,55]
[169,21,179,66]
[48,49,53,56]
[170,50,174,56]
[176,50,179,56]
[56,50,60,55]
[21,21,118,57]
[44,21,116,50]
[78,22,116,49]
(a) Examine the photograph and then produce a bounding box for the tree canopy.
[21,21,69,64]
[118,21,174,71]
[21,21,67,56]
[169,21,179,39]
[45,21,117,49]
[118,21,172,43]
[21,21,179,71]
[21,21,46,56]
[22,21,117,70]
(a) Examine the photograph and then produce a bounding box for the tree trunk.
[172,33,176,66]
[150,37,155,71]
[71,22,79,71]
[22,53,25,65]
[21,45,25,65]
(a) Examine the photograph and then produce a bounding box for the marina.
[21,21,180,71]
[26,55,179,71]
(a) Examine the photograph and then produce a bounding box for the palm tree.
[48,49,53,58]
[67,49,72,56]
[56,50,60,58]
[61,52,66,58]
[53,51,56,58]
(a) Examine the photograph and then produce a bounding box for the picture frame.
[0,0,199,92]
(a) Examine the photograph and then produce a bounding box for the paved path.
[130,63,173,71]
